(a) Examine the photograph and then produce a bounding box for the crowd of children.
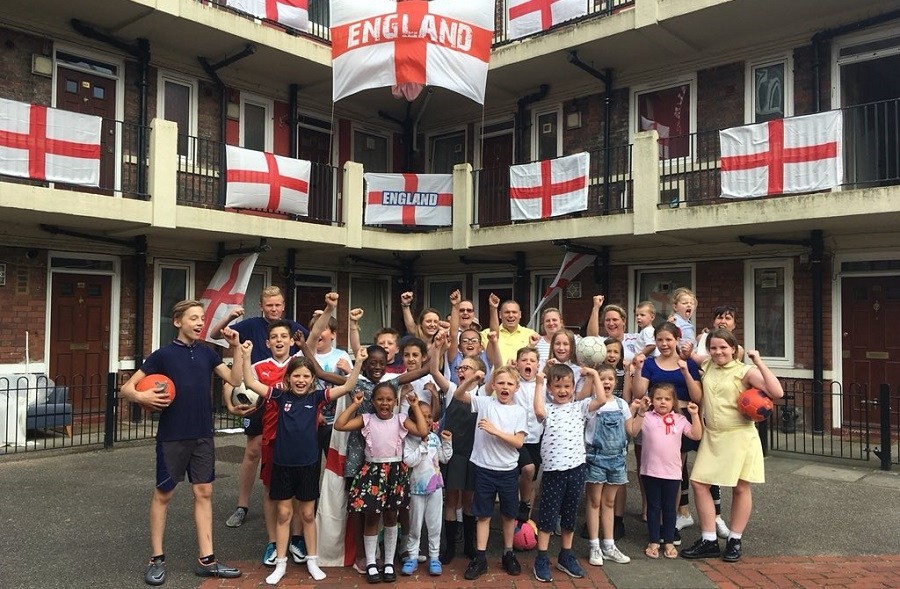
[125,285,783,586]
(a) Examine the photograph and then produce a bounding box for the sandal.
[644,543,660,559]
[663,544,678,559]
[366,564,382,584]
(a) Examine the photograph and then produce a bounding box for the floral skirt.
[347,460,410,513]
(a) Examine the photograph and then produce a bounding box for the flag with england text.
[225,0,309,31]
[528,251,595,328]
[199,253,259,346]
[720,110,843,198]
[225,145,311,216]
[0,97,102,186]
[510,152,589,221]
[507,0,587,41]
[364,173,453,226]
[331,0,494,104]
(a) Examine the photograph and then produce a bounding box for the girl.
[241,342,366,585]
[627,383,702,559]
[603,337,629,541]
[547,329,582,390]
[334,382,429,584]
[682,330,783,562]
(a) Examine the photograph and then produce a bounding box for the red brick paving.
[200,554,900,588]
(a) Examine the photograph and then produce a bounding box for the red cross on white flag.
[0,97,102,186]
[507,0,587,41]
[225,145,311,216]
[225,0,309,31]
[331,0,494,104]
[528,251,596,328]
[364,172,453,226]
[199,253,260,346]
[720,110,843,198]
[509,152,590,220]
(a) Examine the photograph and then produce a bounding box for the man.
[481,294,539,365]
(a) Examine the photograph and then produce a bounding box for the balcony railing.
[493,0,635,46]
[176,135,343,225]
[203,0,332,44]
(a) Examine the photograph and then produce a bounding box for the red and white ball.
[737,387,773,422]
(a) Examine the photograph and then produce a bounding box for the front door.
[478,132,513,226]
[841,276,900,428]
[49,273,112,414]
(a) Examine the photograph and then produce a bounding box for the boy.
[309,310,353,458]
[347,314,405,375]
[632,301,657,358]
[121,300,244,586]
[669,288,697,349]
[453,365,527,580]
[507,346,542,525]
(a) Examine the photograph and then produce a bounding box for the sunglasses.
[459,308,474,313]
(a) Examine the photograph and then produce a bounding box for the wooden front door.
[841,276,900,428]
[298,127,334,222]
[49,273,112,414]
[55,66,118,191]
[475,285,513,333]
[478,132,513,225]
[295,283,334,335]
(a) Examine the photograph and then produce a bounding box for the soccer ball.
[576,336,607,366]
[737,387,773,422]
[513,519,537,551]
[136,374,176,402]
[231,384,261,408]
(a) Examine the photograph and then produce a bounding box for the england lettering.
[382,191,439,206]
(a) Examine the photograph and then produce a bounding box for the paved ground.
[1,434,898,589]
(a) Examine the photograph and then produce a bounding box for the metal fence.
[493,0,635,46]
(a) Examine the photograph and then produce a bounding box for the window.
[242,269,272,320]
[633,266,694,330]
[633,78,696,159]
[532,108,561,161]
[532,272,565,330]
[429,131,466,173]
[744,259,793,365]
[353,129,390,173]
[350,276,390,345]
[241,94,273,151]
[745,56,793,124]
[157,72,198,157]
[153,262,194,349]
[426,278,465,319]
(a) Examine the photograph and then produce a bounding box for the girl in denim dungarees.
[583,365,641,567]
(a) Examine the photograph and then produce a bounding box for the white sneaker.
[675,513,695,530]
[715,515,731,539]
[588,546,603,566]
[601,545,631,564]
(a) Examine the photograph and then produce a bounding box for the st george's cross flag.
[225,145,311,216]
[225,0,309,31]
[364,172,453,226]
[316,392,357,566]
[331,0,494,104]
[720,110,843,198]
[507,0,587,41]
[510,152,589,220]
[528,251,596,328]
[0,97,102,186]
[199,253,259,346]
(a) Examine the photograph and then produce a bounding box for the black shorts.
[155,438,215,491]
[269,463,320,502]
[243,409,263,436]
[518,442,542,476]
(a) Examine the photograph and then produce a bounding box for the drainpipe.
[515,85,549,164]
[810,230,825,433]
[567,52,613,212]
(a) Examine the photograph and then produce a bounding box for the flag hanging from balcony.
[225,145,311,216]
[364,172,453,226]
[507,0,588,41]
[0,97,102,186]
[225,0,309,31]
[331,0,494,104]
[509,152,589,220]
[199,253,260,347]
[720,110,843,198]
[528,250,596,328]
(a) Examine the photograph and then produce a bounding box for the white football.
[576,336,608,367]
[231,384,261,407]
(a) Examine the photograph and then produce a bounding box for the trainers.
[601,545,631,564]
[262,542,276,566]
[463,557,487,580]
[613,518,625,541]
[144,557,166,586]
[195,561,241,578]
[533,554,552,582]
[722,538,742,562]
[681,538,721,559]
[225,507,247,528]
[290,537,307,564]
[556,552,585,578]
[428,558,442,576]
[716,516,731,539]
[675,513,695,530]
[401,559,417,576]
[502,551,521,575]
[588,546,603,566]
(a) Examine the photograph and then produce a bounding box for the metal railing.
[204,0,332,44]
[493,0,635,46]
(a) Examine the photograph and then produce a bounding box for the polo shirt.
[272,388,329,466]
[481,324,538,365]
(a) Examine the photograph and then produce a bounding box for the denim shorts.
[585,451,627,485]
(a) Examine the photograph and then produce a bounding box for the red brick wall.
[0,248,48,364]
[0,28,53,105]
[697,61,744,132]
[696,260,745,342]
[793,43,831,115]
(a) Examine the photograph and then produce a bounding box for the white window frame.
[243,267,273,319]
[831,24,900,109]
[629,264,696,333]
[240,93,274,151]
[744,258,794,368]
[351,125,393,173]
[744,54,794,124]
[474,117,515,168]
[157,71,199,159]
[151,260,195,350]
[531,106,563,161]
[424,276,466,319]
[426,128,467,173]
[630,74,698,162]
[531,270,565,329]
[349,274,391,347]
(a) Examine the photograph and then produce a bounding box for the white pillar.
[343,160,364,249]
[148,118,178,228]
[632,129,660,236]
[453,163,473,251]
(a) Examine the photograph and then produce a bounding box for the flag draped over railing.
[507,0,587,41]
[510,152,589,220]
[225,0,309,31]
[364,172,453,226]
[225,145,311,216]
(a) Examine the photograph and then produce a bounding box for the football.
[737,387,774,422]
[576,336,607,366]
[136,374,176,402]
[513,519,537,551]
[231,384,261,407]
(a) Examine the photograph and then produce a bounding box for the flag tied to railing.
[225,0,309,31]
[0,97,102,186]
[225,145,311,216]
[509,152,589,220]
[331,0,494,104]
[200,253,259,347]
[507,0,587,41]
[528,251,596,328]
[364,172,453,226]
[719,110,843,198]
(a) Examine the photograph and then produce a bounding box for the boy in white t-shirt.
[310,312,353,458]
